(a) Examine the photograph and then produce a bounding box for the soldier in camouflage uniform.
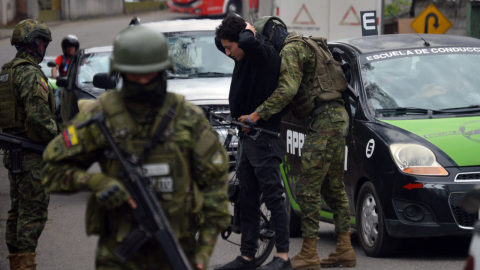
[0,19,58,270]
[42,25,230,270]
[241,17,357,269]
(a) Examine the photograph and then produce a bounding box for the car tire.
[356,181,399,257]
[226,0,242,15]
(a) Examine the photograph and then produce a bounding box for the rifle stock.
[76,112,193,270]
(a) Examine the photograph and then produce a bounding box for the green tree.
[385,0,412,18]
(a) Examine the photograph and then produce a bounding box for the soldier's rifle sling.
[76,112,193,270]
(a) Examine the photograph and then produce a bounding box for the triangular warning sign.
[339,5,360,26]
[292,4,315,25]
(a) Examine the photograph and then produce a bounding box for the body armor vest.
[87,91,196,240]
[284,34,348,120]
[0,57,55,137]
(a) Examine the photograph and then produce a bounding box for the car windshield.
[361,49,480,113]
[164,31,234,78]
[77,52,110,88]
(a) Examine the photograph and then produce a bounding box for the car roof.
[143,19,222,33]
[332,34,480,54]
[83,46,113,54]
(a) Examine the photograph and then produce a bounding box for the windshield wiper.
[376,107,434,115]
[441,105,480,110]
[377,106,480,116]
[190,72,232,77]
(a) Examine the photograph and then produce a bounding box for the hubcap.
[361,194,379,247]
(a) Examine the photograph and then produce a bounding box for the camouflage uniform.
[42,25,230,270]
[42,94,230,269]
[256,32,351,237]
[1,51,58,255]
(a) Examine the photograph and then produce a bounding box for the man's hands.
[89,173,136,210]
[238,111,262,133]
[238,111,261,123]
[245,22,257,37]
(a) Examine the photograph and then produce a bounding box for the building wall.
[0,0,16,26]
[61,0,124,20]
[414,0,467,35]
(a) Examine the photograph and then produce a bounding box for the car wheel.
[226,0,241,15]
[356,181,399,257]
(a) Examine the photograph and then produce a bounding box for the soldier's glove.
[89,173,131,210]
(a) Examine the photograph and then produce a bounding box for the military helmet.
[11,19,52,46]
[61,35,80,55]
[253,16,287,40]
[110,25,174,75]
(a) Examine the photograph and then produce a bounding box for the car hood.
[167,77,230,105]
[380,116,480,167]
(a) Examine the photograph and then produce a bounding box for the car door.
[59,51,81,126]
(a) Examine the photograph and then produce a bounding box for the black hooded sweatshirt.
[215,30,281,133]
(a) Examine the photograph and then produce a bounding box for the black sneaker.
[214,256,257,270]
[257,256,293,270]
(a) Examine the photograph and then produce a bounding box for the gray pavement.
[0,9,472,270]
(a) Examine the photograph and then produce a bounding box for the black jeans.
[238,133,290,258]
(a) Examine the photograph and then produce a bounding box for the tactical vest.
[0,58,55,138]
[284,34,348,120]
[86,91,200,241]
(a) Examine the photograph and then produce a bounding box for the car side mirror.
[93,73,116,89]
[56,77,68,88]
[47,61,57,68]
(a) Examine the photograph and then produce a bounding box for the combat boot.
[18,252,37,270]
[7,253,20,270]
[290,238,321,270]
[319,231,356,268]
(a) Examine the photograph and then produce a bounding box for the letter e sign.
[361,11,378,36]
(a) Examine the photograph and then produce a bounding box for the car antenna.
[129,17,140,27]
[390,11,430,47]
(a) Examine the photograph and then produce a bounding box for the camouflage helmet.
[253,16,287,42]
[109,25,174,75]
[11,19,52,46]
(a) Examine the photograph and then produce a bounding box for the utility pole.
[467,0,480,38]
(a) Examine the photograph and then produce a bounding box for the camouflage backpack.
[284,34,348,120]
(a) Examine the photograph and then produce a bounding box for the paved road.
[0,9,472,270]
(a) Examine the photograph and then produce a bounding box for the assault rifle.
[76,112,193,270]
[208,110,281,138]
[0,132,46,173]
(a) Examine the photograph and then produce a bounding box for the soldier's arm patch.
[33,77,49,102]
[63,125,79,148]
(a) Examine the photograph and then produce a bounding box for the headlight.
[389,144,448,176]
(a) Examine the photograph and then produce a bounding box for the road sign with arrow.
[411,3,452,34]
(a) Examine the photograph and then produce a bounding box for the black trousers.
[238,133,290,258]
